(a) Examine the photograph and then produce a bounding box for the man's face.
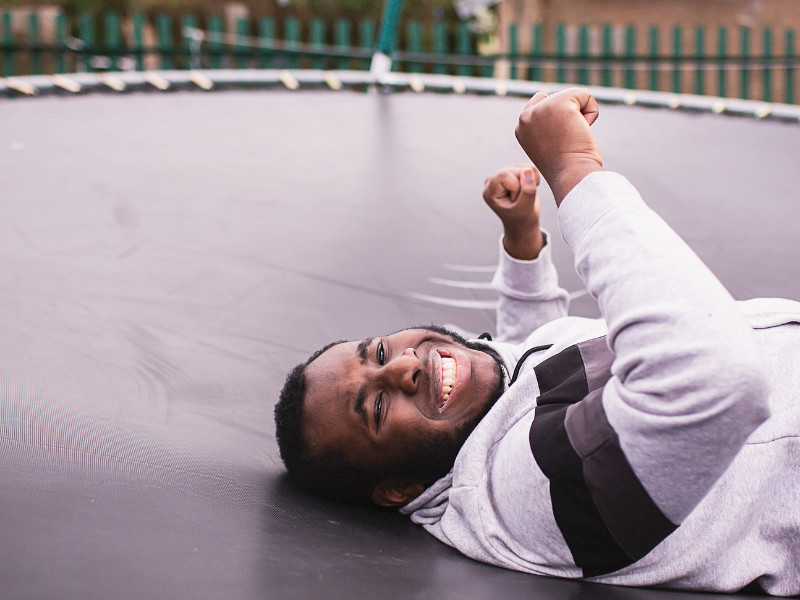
[303,328,503,484]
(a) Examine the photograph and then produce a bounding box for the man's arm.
[516,89,770,525]
[482,164,569,343]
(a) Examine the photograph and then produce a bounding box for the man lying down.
[274,88,800,596]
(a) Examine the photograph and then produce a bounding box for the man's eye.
[375,394,383,430]
[377,341,385,365]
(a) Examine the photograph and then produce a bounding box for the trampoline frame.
[3,67,800,123]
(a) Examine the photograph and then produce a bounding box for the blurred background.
[1,0,799,104]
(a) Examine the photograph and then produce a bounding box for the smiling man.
[274,89,800,595]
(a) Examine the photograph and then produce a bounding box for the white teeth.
[443,393,450,401]
[442,385,451,393]
[440,355,457,410]
[443,378,453,386]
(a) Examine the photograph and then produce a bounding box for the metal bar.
[456,22,470,77]
[763,27,772,102]
[258,18,273,69]
[105,12,121,70]
[601,24,612,87]
[182,14,198,70]
[556,23,566,83]
[672,25,682,93]
[695,26,705,95]
[334,19,351,70]
[359,19,375,69]
[236,17,249,69]
[55,13,67,74]
[310,18,325,70]
[625,25,636,89]
[284,17,300,69]
[718,27,727,97]
[532,23,543,82]
[29,12,41,75]
[80,13,94,72]
[376,0,405,55]
[157,14,172,70]
[1,10,13,77]
[578,25,589,85]
[133,13,144,71]
[434,21,448,75]
[406,20,421,73]
[787,28,796,105]
[649,26,659,91]
[508,23,517,80]
[209,15,222,69]
[740,25,750,99]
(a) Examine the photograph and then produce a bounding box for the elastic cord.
[510,345,553,385]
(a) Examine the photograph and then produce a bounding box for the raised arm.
[516,89,770,527]
[482,164,569,343]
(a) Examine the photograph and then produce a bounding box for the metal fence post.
[718,27,727,97]
[310,18,325,70]
[672,25,682,93]
[105,12,121,70]
[359,19,375,69]
[28,12,42,75]
[649,26,659,91]
[434,20,448,75]
[508,23,518,79]
[406,20,421,73]
[787,28,796,105]
[334,19,351,70]
[762,27,772,102]
[601,24,612,87]
[456,22,470,77]
[1,11,13,77]
[182,14,197,70]
[556,23,566,83]
[625,25,636,89]
[532,22,543,82]
[578,25,589,85]
[208,15,222,68]
[55,12,67,73]
[236,16,249,69]
[284,16,300,69]
[133,13,144,71]
[376,0,404,57]
[80,13,94,72]
[740,25,750,99]
[695,26,705,95]
[258,18,273,69]
[157,14,172,70]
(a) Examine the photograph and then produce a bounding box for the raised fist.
[515,88,603,206]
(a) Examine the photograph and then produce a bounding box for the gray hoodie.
[401,172,800,596]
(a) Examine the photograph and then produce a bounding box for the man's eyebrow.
[356,337,373,365]
[354,385,368,429]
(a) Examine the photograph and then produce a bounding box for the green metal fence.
[1,12,798,104]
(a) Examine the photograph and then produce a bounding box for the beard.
[385,325,507,486]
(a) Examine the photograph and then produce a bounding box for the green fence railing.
[1,12,798,104]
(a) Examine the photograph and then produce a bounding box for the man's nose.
[380,348,420,394]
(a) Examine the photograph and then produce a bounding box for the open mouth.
[438,351,457,413]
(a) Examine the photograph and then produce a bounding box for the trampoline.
[2,84,799,600]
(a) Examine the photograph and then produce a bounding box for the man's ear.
[371,478,427,508]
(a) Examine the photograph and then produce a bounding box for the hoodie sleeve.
[491,230,570,344]
[556,172,770,525]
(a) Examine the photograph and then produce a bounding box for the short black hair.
[273,326,504,506]
[274,339,387,506]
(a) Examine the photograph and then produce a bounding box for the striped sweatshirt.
[400,172,800,596]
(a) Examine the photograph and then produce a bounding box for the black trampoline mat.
[2,90,798,600]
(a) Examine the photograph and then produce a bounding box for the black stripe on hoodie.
[528,337,677,578]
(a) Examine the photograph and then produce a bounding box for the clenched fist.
[483,163,544,260]
[515,88,603,206]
